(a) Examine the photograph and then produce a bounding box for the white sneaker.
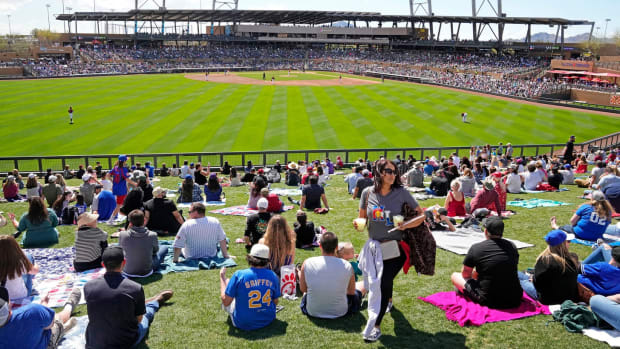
[386,300,393,313]
[363,327,382,342]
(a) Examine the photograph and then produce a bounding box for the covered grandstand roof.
[56,9,593,26]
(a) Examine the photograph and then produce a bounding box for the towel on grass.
[431,228,534,255]
[58,316,89,349]
[521,188,569,194]
[406,187,428,193]
[548,304,620,347]
[570,237,620,248]
[507,199,570,209]
[270,188,302,196]
[419,291,550,327]
[210,205,294,217]
[156,240,236,274]
[177,199,227,208]
[413,194,446,201]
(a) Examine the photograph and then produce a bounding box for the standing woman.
[357,159,424,342]
[108,155,135,224]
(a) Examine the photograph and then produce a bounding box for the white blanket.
[548,305,620,347]
[58,316,88,349]
[431,228,534,255]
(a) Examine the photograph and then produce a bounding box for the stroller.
[267,167,281,183]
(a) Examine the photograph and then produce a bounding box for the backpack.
[61,206,80,225]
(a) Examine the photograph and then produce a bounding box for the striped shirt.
[174,216,226,259]
[74,226,108,263]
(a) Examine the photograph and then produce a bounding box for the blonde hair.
[536,242,578,274]
[337,242,354,258]
[263,215,296,269]
[56,174,67,187]
[592,199,613,220]
[450,179,461,190]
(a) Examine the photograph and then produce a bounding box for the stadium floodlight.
[603,18,611,39]
[7,15,11,38]
[46,4,51,31]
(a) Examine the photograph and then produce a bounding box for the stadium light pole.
[46,4,51,31]
[7,15,11,38]
[61,0,65,33]
[603,18,611,39]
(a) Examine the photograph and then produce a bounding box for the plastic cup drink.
[393,215,404,226]
[353,218,367,232]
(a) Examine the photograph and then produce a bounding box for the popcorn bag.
[280,265,296,296]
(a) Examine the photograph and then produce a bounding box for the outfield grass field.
[0,72,618,156]
[0,173,611,348]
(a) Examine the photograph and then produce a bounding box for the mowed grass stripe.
[298,87,343,149]
[309,87,369,149]
[262,86,289,150]
[285,86,316,150]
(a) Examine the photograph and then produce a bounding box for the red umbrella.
[579,76,591,81]
[569,76,579,79]
[591,78,603,83]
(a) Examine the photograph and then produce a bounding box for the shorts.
[47,319,64,349]
[463,279,486,305]
[116,195,126,205]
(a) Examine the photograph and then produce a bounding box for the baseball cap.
[591,190,606,202]
[102,246,125,266]
[544,229,574,247]
[415,161,424,168]
[564,164,572,169]
[482,216,504,236]
[249,244,270,260]
[118,155,127,162]
[257,168,264,174]
[362,169,370,176]
[152,186,166,197]
[0,286,9,327]
[491,172,503,178]
[82,174,91,182]
[257,198,269,209]
[77,212,99,227]
[48,175,57,182]
[7,175,14,181]
[184,174,193,180]
[28,173,36,179]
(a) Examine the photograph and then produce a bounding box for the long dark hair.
[207,175,221,191]
[182,178,194,202]
[122,188,144,214]
[373,159,403,192]
[28,197,49,224]
[230,167,237,178]
[52,191,72,212]
[0,235,33,281]
[252,177,267,197]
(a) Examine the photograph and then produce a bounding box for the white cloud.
[0,0,33,12]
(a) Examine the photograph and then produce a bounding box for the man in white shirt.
[299,232,363,319]
[179,161,191,179]
[173,203,233,262]
[344,167,363,195]
[451,153,460,168]
[559,164,575,185]
[521,164,543,191]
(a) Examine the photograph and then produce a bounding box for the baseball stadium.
[0,0,619,348]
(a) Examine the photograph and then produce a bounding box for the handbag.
[380,240,400,261]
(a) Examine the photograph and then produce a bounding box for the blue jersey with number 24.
[225,268,281,331]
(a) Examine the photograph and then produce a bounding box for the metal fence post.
[175,155,180,167]
[61,158,66,169]
[108,157,112,170]
[85,157,89,167]
[242,153,245,168]
[154,156,158,168]
[284,152,288,165]
[13,159,18,170]
[345,151,349,164]
[263,153,267,167]
[38,158,43,173]
[420,149,424,159]
[220,154,224,168]
[535,146,539,156]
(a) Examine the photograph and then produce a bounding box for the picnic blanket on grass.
[419,291,550,327]
[24,247,75,277]
[431,228,534,255]
[521,188,569,194]
[210,205,294,217]
[548,304,620,347]
[507,199,570,209]
[270,188,302,196]
[177,199,226,208]
[58,316,89,349]
[570,236,620,248]
[156,240,237,274]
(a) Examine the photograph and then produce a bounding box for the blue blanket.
[156,240,237,274]
[23,247,75,276]
[570,238,620,248]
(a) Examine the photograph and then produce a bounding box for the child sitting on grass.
[337,242,363,282]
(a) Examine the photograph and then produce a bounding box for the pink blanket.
[419,291,550,327]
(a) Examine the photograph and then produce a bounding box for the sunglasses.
[382,168,396,175]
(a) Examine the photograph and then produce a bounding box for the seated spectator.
[260,187,283,213]
[405,162,425,188]
[177,176,203,204]
[144,187,184,236]
[559,164,575,185]
[458,168,477,197]
[429,170,449,196]
[299,232,363,318]
[316,166,329,187]
[52,191,75,223]
[84,246,173,348]
[259,215,296,277]
[219,244,280,331]
[173,203,232,262]
[489,172,507,213]
[517,230,579,305]
[92,185,115,222]
[144,162,154,179]
[445,180,466,217]
[294,210,317,248]
[160,163,169,177]
[577,245,620,296]
[335,156,344,170]
[137,176,153,202]
[301,175,329,211]
[0,235,38,300]
[2,176,23,202]
[344,166,363,195]
[594,165,620,191]
[547,166,563,190]
[337,242,363,282]
[80,174,96,206]
[120,188,144,228]
[247,177,267,209]
[602,180,620,213]
[119,210,168,278]
[590,294,620,331]
[42,175,62,207]
[63,165,74,179]
[193,163,208,186]
[25,173,42,199]
[423,160,434,177]
[180,161,191,179]
[244,198,272,251]
[451,216,522,309]
[521,164,544,191]
[551,190,612,241]
[473,162,487,184]
[11,170,24,190]
[100,172,112,192]
[0,280,81,349]
[229,168,242,187]
[204,173,223,202]
[245,161,253,174]
[504,165,522,194]
[8,197,59,247]
[241,168,257,183]
[425,207,456,232]
[73,213,108,272]
[221,161,232,175]
[285,163,301,186]
[353,169,373,199]
[469,179,502,215]
[73,194,88,215]
[170,164,179,177]
[590,161,606,187]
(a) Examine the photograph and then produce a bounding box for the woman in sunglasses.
[357,159,424,342]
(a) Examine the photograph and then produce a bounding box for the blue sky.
[1,0,618,40]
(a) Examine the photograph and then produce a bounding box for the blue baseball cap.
[544,230,574,246]
[118,155,128,162]
[564,164,571,169]
[185,175,193,180]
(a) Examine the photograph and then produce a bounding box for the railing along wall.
[0,143,586,175]
[580,131,620,152]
